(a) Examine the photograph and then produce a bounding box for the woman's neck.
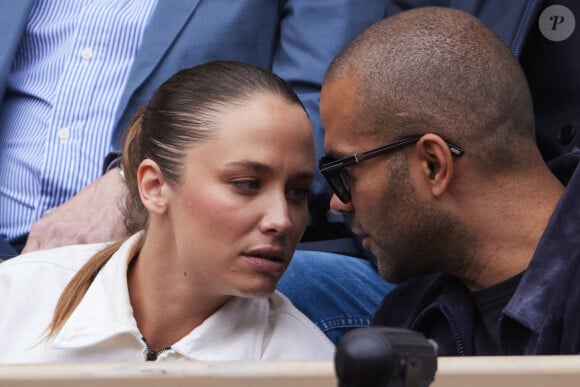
[127,236,231,351]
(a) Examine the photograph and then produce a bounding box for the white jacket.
[0,234,334,363]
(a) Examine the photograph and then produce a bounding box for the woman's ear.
[415,133,454,198]
[137,159,168,214]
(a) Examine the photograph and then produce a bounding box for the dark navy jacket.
[372,152,580,355]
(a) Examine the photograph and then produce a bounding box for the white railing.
[1,356,580,387]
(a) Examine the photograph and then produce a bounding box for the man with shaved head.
[319,7,580,355]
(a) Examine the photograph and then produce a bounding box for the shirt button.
[558,123,576,145]
[81,47,94,60]
[57,127,70,141]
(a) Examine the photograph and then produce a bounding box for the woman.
[0,61,334,363]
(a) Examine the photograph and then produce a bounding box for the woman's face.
[156,93,315,298]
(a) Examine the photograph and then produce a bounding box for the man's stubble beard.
[371,156,474,283]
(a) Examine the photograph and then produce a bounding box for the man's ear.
[137,159,168,214]
[415,133,454,198]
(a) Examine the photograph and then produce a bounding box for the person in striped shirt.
[0,0,394,345]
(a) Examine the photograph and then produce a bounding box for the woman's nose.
[259,197,293,235]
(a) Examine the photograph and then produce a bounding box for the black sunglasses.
[318,135,465,203]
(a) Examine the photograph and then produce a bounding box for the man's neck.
[458,167,564,291]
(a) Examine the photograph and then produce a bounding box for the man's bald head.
[325,7,536,173]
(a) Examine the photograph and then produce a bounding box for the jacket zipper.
[440,305,466,356]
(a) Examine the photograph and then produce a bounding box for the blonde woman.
[0,61,334,363]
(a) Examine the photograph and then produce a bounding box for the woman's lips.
[243,247,286,274]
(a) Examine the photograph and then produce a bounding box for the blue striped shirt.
[0,0,158,242]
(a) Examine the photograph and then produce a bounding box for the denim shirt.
[372,152,580,355]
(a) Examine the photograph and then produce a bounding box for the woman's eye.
[287,187,309,203]
[233,180,260,193]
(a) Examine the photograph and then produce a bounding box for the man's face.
[320,77,463,283]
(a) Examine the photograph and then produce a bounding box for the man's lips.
[350,226,370,247]
[350,226,367,239]
[349,219,364,236]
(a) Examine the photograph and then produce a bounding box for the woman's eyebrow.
[225,160,314,180]
[225,160,273,173]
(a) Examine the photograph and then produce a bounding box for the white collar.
[52,233,143,348]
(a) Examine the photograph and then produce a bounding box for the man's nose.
[330,193,354,213]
